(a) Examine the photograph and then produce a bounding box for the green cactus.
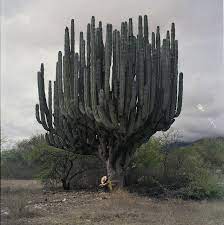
[35,15,183,187]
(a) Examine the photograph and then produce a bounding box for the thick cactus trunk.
[106,159,125,187]
[98,138,134,188]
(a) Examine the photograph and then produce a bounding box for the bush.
[128,137,224,199]
[30,143,103,190]
[132,138,163,169]
[1,135,104,190]
[1,149,38,179]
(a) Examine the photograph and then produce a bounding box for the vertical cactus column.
[35,15,183,187]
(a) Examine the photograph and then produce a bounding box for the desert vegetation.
[1,13,224,225]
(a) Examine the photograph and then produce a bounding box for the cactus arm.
[118,22,126,117]
[169,39,178,121]
[143,15,149,44]
[79,32,85,106]
[149,32,156,115]
[90,16,97,113]
[104,24,113,100]
[63,27,71,104]
[70,19,75,101]
[53,81,59,128]
[37,65,52,131]
[161,38,171,112]
[35,104,42,124]
[48,81,53,126]
[175,72,183,117]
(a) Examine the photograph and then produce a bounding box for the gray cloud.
[1,0,223,146]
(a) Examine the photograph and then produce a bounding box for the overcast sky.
[1,0,223,147]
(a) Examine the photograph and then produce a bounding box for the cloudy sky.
[1,0,223,147]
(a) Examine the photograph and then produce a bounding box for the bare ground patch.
[1,180,224,225]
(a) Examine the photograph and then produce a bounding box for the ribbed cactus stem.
[37,64,53,130]
[64,27,71,103]
[105,24,112,100]
[138,16,143,49]
[35,104,41,124]
[118,23,126,116]
[162,40,170,113]
[169,39,178,121]
[156,26,161,90]
[144,15,149,43]
[149,32,156,115]
[74,53,79,110]
[175,72,183,117]
[53,80,59,127]
[70,19,75,100]
[171,23,175,49]
[79,31,85,105]
[128,18,133,36]
[57,51,63,104]
[71,19,75,53]
[112,30,117,98]
[90,16,97,113]
[166,30,170,49]
[83,65,91,114]
[48,80,52,126]
[115,30,120,99]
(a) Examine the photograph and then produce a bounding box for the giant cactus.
[36,15,183,187]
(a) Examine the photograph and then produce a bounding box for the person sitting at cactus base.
[100,176,113,192]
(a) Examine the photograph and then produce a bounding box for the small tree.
[25,135,99,190]
[31,144,98,190]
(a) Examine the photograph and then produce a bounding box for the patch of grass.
[6,191,37,219]
[1,179,42,190]
[1,180,41,222]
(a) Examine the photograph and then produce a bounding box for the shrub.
[128,137,224,199]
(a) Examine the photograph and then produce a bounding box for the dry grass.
[1,180,42,225]
[1,180,224,225]
[5,191,37,218]
[1,179,42,190]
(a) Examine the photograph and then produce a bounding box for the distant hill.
[193,136,224,145]
[167,141,192,149]
[167,136,224,151]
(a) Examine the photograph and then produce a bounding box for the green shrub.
[129,137,224,199]
[133,138,163,169]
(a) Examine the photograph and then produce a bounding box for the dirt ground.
[1,180,224,225]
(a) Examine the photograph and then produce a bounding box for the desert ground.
[1,179,224,225]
